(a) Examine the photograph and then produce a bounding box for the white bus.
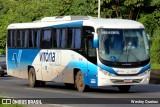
[7,16,150,92]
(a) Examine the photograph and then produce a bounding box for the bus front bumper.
[98,72,150,86]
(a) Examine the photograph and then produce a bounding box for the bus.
[7,16,150,92]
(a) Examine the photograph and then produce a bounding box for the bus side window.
[61,28,67,48]
[13,30,17,47]
[34,30,41,48]
[17,30,22,47]
[29,30,34,47]
[20,30,24,47]
[52,29,57,48]
[8,30,13,47]
[74,28,81,49]
[67,28,74,48]
[24,30,28,48]
[56,29,61,48]
[67,27,82,49]
[42,29,52,49]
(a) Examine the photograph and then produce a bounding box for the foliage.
[0,0,160,67]
[0,104,23,107]
[150,36,160,64]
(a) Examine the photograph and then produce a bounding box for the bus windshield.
[98,29,150,64]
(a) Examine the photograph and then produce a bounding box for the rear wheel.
[118,85,131,93]
[28,67,39,87]
[75,71,89,92]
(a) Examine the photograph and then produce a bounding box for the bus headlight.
[99,68,116,77]
[138,69,150,76]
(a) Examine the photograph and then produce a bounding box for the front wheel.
[75,71,89,92]
[28,67,39,87]
[118,85,131,93]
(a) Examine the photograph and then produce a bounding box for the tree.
[150,36,160,64]
[0,0,159,57]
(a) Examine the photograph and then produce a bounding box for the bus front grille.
[110,79,142,84]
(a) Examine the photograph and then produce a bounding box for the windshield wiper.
[114,49,141,63]
[126,48,141,63]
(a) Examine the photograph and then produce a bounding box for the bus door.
[85,37,97,86]
[40,50,61,82]
[52,51,62,82]
[40,50,53,81]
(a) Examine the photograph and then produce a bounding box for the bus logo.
[40,52,55,62]
[12,50,22,67]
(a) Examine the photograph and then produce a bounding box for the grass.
[0,104,23,107]
[151,63,160,70]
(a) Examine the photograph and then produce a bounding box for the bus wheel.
[75,71,89,92]
[28,67,39,87]
[118,85,131,93]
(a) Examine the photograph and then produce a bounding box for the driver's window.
[88,39,96,57]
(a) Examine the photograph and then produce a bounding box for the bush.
[150,36,160,64]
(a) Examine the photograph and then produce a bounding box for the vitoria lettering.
[40,52,55,62]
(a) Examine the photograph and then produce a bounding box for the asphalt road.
[0,75,160,107]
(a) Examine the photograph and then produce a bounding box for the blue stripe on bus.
[98,63,118,75]
[138,63,150,74]
[47,21,83,28]
[8,49,40,70]
[67,61,98,86]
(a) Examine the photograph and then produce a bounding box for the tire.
[118,85,131,93]
[75,71,89,92]
[28,67,39,87]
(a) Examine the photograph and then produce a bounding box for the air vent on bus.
[41,16,92,22]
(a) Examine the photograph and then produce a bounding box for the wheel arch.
[28,65,34,78]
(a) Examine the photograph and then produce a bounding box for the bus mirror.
[147,34,150,44]
[93,33,99,48]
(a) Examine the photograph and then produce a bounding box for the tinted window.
[8,30,29,48]
[29,30,34,47]
[34,30,41,48]
[88,39,96,57]
[52,29,57,48]
[24,30,28,48]
[17,30,20,47]
[68,28,74,48]
[8,30,14,47]
[61,29,67,48]
[74,28,81,48]
[56,29,61,48]
[42,29,51,48]
[67,28,81,49]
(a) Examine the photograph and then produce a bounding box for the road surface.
[0,76,160,107]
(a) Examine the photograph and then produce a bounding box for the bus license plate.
[124,79,132,83]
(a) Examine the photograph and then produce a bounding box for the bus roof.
[7,16,144,29]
